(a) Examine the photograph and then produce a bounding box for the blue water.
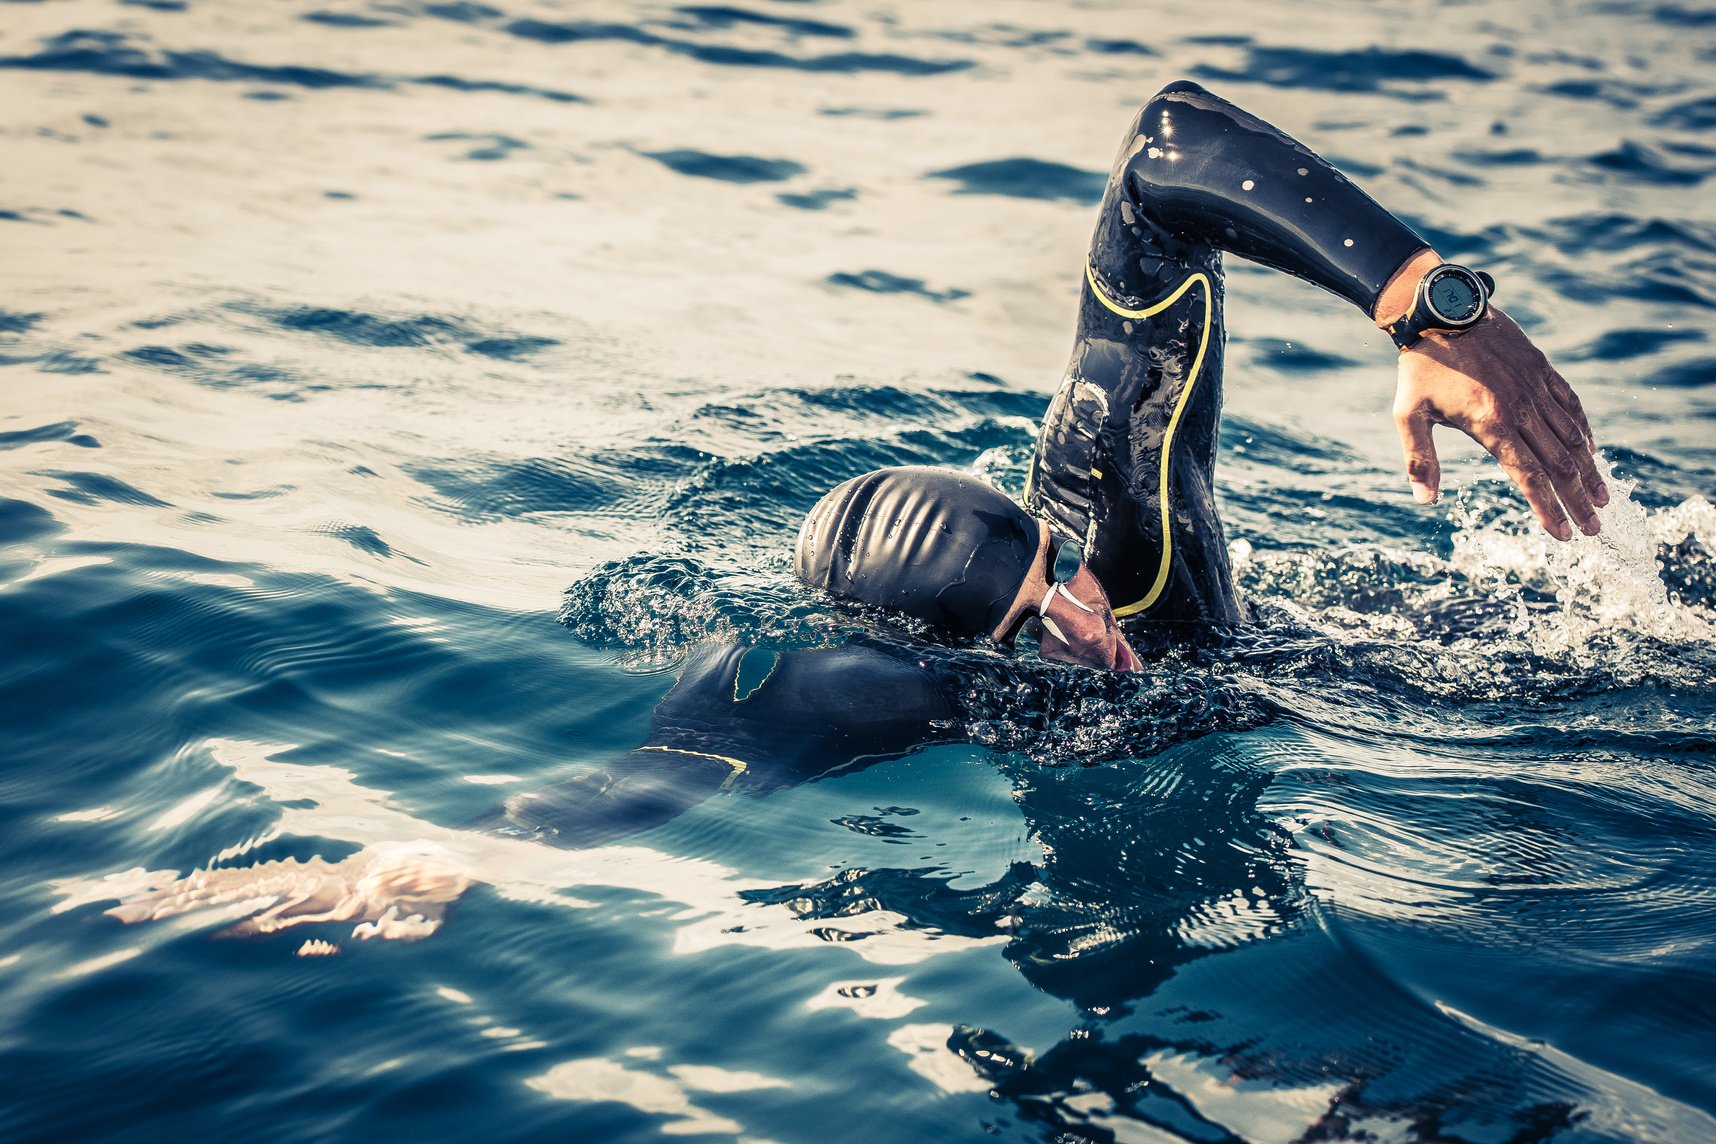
[3,1,1715,1140]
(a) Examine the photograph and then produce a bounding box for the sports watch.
[1385,263,1495,351]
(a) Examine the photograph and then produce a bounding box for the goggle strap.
[1053,582,1095,614]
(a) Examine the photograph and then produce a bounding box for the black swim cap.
[795,466,1038,637]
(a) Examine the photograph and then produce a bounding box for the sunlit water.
[3,1,1714,1141]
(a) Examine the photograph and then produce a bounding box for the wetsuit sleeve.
[1127,80,1427,317]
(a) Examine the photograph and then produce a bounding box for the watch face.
[1426,267,1484,325]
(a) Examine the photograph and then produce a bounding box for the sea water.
[3,1,1714,1140]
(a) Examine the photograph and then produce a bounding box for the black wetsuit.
[1026,79,1425,625]
[481,638,976,846]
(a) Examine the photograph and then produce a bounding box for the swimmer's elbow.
[1134,78,1211,146]
[1150,77,1208,102]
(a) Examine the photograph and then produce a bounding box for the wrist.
[1375,248,1441,328]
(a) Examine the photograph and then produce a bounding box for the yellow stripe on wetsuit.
[1082,261,1212,618]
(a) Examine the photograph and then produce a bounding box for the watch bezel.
[1421,264,1488,328]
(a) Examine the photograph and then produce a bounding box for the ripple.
[40,471,172,509]
[418,2,504,26]
[774,187,856,211]
[117,340,302,395]
[1650,3,1716,27]
[412,74,582,103]
[0,29,386,89]
[301,11,399,30]
[927,158,1105,204]
[1085,37,1156,57]
[826,270,967,303]
[1193,46,1495,95]
[312,522,399,559]
[254,304,557,360]
[669,5,854,40]
[640,149,805,185]
[1566,325,1707,361]
[0,310,45,334]
[1587,139,1710,185]
[0,497,62,546]
[0,27,588,103]
[1652,356,1716,387]
[409,443,701,522]
[0,421,99,451]
[1655,94,1716,131]
[502,17,970,76]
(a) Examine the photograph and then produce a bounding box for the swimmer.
[797,79,1606,667]
[96,82,1612,935]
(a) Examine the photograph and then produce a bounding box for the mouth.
[1112,637,1141,672]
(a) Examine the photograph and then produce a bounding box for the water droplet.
[1241,179,1255,191]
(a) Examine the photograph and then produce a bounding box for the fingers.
[1516,405,1601,536]
[1533,385,1609,507]
[1399,307,1607,538]
[1475,424,1573,541]
[1542,366,1597,453]
[1394,406,1442,504]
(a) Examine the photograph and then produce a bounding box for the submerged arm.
[1128,80,1605,537]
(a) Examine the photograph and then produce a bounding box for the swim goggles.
[1033,538,1091,646]
[992,527,1091,643]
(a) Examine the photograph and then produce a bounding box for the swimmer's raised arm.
[1125,81,1605,539]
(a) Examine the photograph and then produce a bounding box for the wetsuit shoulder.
[476,638,961,846]
[650,639,960,785]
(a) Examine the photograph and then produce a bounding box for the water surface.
[3,1,1714,1141]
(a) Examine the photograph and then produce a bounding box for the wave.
[1193,45,1496,95]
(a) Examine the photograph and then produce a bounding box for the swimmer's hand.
[1391,307,1606,540]
[100,842,471,947]
[1375,248,1604,540]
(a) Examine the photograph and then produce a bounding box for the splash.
[1448,457,1716,673]
[560,551,925,669]
[1227,456,1716,702]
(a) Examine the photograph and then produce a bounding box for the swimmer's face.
[1034,563,1140,673]
[992,523,1139,672]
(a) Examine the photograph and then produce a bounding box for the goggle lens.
[1051,538,1085,585]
